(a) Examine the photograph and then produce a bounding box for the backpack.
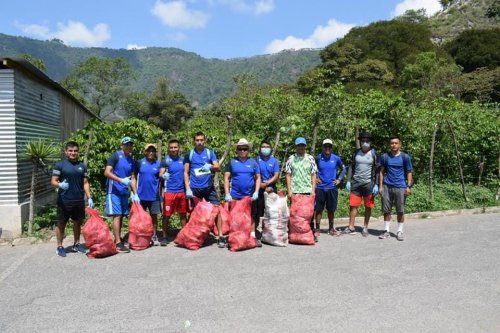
[188,148,212,163]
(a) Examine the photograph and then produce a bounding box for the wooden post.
[429,123,438,201]
[355,127,360,149]
[156,139,162,161]
[213,115,233,197]
[83,128,94,166]
[477,155,485,186]
[310,112,319,155]
[272,131,281,156]
[446,119,468,202]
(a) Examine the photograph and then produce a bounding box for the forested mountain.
[0,33,321,106]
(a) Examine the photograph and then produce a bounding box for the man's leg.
[343,192,360,234]
[380,185,392,239]
[112,215,123,243]
[55,220,67,248]
[395,188,406,241]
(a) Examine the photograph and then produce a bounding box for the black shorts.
[191,186,220,205]
[314,188,339,212]
[351,181,374,197]
[57,201,85,223]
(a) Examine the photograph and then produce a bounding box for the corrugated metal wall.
[60,93,93,141]
[14,70,60,204]
[0,69,18,204]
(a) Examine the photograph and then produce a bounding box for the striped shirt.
[285,153,317,194]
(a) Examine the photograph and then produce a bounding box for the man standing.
[252,140,280,235]
[135,143,161,246]
[51,141,93,257]
[104,136,137,253]
[285,137,317,198]
[314,139,346,238]
[379,135,413,241]
[343,132,379,236]
[159,139,187,247]
[183,132,224,247]
[224,138,262,246]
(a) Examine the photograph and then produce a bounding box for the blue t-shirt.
[184,148,217,189]
[106,151,135,195]
[316,153,346,190]
[256,155,280,190]
[225,157,260,199]
[382,152,413,188]
[160,154,185,193]
[136,157,160,201]
[52,159,87,203]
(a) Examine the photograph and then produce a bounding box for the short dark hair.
[389,135,401,142]
[168,139,180,145]
[194,131,205,139]
[260,139,271,147]
[65,141,79,150]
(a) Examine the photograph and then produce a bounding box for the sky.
[0,0,442,59]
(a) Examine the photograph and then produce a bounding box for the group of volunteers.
[51,131,413,257]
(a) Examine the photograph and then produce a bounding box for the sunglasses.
[237,147,249,151]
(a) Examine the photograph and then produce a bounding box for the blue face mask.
[260,147,271,156]
[361,142,370,149]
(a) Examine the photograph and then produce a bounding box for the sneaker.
[56,246,66,257]
[72,243,88,254]
[313,229,320,242]
[328,228,341,236]
[379,231,391,239]
[396,231,404,241]
[151,234,160,246]
[116,241,130,253]
[217,237,226,248]
[362,229,369,237]
[255,239,262,247]
[341,227,357,235]
[160,238,168,247]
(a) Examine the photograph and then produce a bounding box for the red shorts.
[163,192,187,216]
[349,193,375,208]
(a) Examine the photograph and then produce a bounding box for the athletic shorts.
[163,192,187,216]
[106,193,130,216]
[140,199,161,215]
[314,188,339,212]
[191,186,220,206]
[381,185,406,214]
[349,181,375,208]
[57,201,85,223]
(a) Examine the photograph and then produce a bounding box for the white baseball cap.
[322,139,333,145]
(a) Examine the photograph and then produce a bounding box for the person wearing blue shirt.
[135,143,161,246]
[159,139,188,246]
[51,141,92,257]
[379,135,413,241]
[224,138,262,246]
[183,132,224,246]
[103,136,137,253]
[252,140,280,236]
[314,139,346,240]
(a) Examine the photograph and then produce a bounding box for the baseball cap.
[121,136,134,144]
[322,139,333,146]
[144,143,157,151]
[295,137,307,145]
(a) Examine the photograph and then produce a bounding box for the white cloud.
[265,19,355,54]
[254,0,274,15]
[208,0,274,15]
[392,0,442,17]
[17,20,110,47]
[152,0,209,28]
[127,44,147,50]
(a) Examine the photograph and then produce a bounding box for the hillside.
[428,0,499,44]
[0,33,321,106]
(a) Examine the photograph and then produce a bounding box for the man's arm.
[379,166,385,194]
[311,173,317,194]
[210,160,221,172]
[286,173,292,198]
[406,171,413,196]
[184,162,191,190]
[83,177,91,199]
[224,171,231,196]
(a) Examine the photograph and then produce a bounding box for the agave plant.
[23,139,60,235]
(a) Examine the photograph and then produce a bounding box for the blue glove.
[225,194,232,202]
[186,187,193,199]
[121,177,131,187]
[162,172,170,180]
[87,198,94,208]
[58,180,69,190]
[372,184,379,195]
[252,191,259,201]
[346,181,351,192]
[200,163,212,172]
[131,193,140,203]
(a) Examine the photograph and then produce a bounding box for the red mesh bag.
[212,204,231,236]
[82,208,118,258]
[174,199,215,250]
[288,194,315,245]
[228,197,256,251]
[128,203,154,251]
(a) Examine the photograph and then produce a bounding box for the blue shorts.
[314,188,338,213]
[106,193,130,216]
[140,199,161,214]
[191,186,220,205]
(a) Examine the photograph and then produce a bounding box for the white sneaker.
[396,231,404,241]
[151,234,160,246]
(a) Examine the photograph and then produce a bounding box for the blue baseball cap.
[121,136,134,144]
[295,137,307,145]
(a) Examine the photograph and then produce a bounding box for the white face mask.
[361,142,370,149]
[260,147,271,156]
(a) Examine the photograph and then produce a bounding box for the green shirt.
[285,153,317,194]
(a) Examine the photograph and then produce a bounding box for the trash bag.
[288,194,315,245]
[82,208,118,258]
[128,203,154,251]
[212,204,231,236]
[228,197,256,251]
[174,199,215,250]
[261,192,289,247]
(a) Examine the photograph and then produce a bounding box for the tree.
[19,53,46,72]
[23,139,59,235]
[395,9,429,25]
[455,67,500,103]
[60,56,136,119]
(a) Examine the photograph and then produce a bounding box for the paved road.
[0,213,499,333]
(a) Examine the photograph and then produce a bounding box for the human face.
[65,145,79,161]
[360,139,371,152]
[389,138,401,154]
[295,144,306,156]
[121,142,133,156]
[322,144,332,156]
[144,147,156,161]
[168,143,180,157]
[260,143,272,157]
[194,135,205,150]
[237,145,249,159]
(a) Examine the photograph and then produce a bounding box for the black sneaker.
[160,238,168,247]
[255,239,262,247]
[56,246,66,257]
[217,237,226,248]
[72,243,88,254]
[116,241,130,253]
